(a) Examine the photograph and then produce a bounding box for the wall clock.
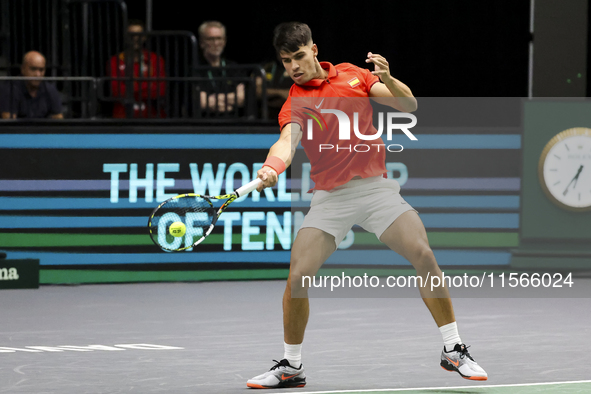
[538,127,591,211]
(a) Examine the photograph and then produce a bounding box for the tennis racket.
[148,178,262,252]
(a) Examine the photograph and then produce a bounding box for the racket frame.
[148,178,262,252]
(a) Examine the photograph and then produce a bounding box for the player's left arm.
[366,52,418,113]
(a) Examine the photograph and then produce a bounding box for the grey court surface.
[1,279,591,393]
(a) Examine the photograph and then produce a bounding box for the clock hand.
[563,165,584,196]
[572,165,584,189]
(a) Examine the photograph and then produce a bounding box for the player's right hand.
[257,166,278,192]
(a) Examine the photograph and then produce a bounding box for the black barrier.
[97,71,268,120]
[0,70,269,120]
[0,76,98,118]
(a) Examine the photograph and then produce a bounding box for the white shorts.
[299,176,418,248]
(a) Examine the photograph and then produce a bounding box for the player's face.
[280,43,319,85]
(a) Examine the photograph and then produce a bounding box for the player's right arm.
[256,122,302,191]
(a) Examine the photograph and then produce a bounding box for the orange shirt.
[278,62,385,191]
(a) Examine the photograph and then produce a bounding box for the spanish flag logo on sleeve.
[348,77,360,88]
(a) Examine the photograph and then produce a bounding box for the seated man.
[197,21,246,115]
[0,51,63,119]
[108,19,166,118]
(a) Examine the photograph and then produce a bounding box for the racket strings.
[149,196,217,250]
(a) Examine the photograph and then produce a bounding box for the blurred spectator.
[108,19,166,118]
[0,51,63,119]
[197,21,245,114]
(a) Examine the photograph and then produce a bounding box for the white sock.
[284,342,302,368]
[439,322,462,352]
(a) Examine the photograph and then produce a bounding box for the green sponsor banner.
[0,259,39,289]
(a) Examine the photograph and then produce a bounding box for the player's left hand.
[366,52,392,83]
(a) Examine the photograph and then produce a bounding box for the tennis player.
[247,22,487,389]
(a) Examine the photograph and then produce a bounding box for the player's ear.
[311,43,318,57]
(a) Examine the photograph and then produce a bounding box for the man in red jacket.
[108,20,166,118]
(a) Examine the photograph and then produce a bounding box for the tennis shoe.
[440,344,488,381]
[247,359,306,389]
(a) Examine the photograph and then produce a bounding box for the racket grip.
[235,178,263,197]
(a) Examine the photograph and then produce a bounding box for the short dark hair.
[273,22,312,55]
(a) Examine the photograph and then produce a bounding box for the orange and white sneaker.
[440,344,488,381]
[247,359,306,389]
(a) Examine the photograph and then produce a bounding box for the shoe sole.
[247,379,306,389]
[247,383,306,389]
[440,359,487,381]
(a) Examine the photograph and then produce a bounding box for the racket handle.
[235,178,263,197]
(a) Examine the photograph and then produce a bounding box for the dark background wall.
[125,0,532,97]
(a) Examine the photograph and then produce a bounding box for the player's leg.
[284,227,336,344]
[247,227,336,389]
[378,210,454,325]
[379,210,487,380]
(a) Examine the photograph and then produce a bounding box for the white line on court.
[268,379,591,394]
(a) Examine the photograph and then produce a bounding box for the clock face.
[539,128,591,211]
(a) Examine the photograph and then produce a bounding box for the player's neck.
[313,60,328,80]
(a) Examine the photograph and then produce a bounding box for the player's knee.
[289,269,310,288]
[289,263,317,289]
[287,270,313,299]
[410,245,438,273]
